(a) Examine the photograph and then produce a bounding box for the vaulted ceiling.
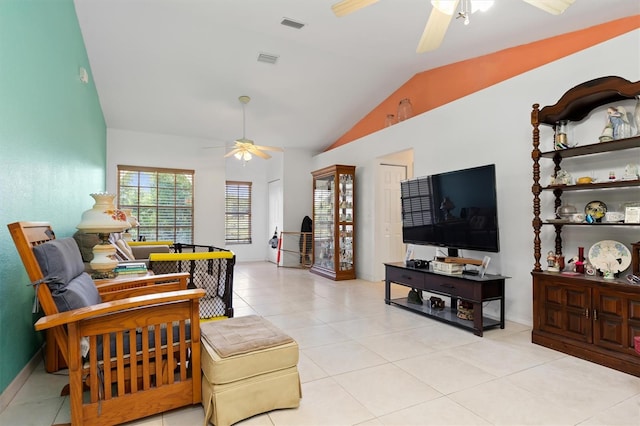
[74,0,639,155]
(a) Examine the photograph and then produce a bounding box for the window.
[117,165,194,243]
[225,181,252,244]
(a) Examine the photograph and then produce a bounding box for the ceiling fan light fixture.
[432,0,493,16]
[234,150,252,161]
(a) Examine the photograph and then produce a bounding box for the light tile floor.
[2,262,639,425]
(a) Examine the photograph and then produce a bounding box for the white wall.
[106,128,226,247]
[225,152,275,261]
[311,30,640,325]
[282,148,314,232]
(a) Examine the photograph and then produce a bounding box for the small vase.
[384,114,396,127]
[554,121,569,149]
[397,98,413,122]
[575,247,584,274]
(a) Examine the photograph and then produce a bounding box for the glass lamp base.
[90,241,118,279]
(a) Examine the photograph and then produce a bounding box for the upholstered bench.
[200,315,301,426]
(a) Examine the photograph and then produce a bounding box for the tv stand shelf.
[384,262,508,336]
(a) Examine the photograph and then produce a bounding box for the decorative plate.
[588,240,631,274]
[584,200,607,220]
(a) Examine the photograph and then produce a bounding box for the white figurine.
[600,106,631,142]
[623,164,639,180]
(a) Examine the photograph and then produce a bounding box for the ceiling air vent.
[281,18,305,30]
[257,52,279,65]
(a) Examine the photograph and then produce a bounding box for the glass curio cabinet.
[310,164,356,280]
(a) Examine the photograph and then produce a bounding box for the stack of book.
[115,262,148,276]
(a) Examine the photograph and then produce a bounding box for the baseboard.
[0,348,42,413]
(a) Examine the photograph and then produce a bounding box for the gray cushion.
[33,238,102,312]
[34,238,85,283]
[131,244,170,260]
[51,272,101,312]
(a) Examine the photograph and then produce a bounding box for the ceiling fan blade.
[416,0,458,53]
[521,0,575,15]
[247,146,271,159]
[331,0,379,17]
[224,148,241,158]
[253,144,284,152]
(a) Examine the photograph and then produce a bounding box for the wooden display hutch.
[310,165,356,280]
[531,76,640,376]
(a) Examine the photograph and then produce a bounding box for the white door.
[375,164,407,280]
[268,179,282,264]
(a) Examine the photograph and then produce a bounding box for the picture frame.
[479,255,491,278]
[625,206,640,224]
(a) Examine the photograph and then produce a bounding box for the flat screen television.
[400,164,499,255]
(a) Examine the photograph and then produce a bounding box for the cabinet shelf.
[542,222,638,227]
[540,136,640,159]
[543,179,640,191]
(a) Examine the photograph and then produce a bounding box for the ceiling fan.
[331,0,575,53]
[225,96,283,161]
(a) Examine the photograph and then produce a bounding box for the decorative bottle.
[397,98,413,122]
[575,246,585,274]
[554,121,569,150]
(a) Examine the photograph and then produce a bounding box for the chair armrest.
[95,272,189,300]
[95,272,189,287]
[34,289,206,331]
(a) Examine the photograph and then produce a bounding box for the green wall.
[0,0,106,394]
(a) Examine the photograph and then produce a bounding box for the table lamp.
[76,192,130,278]
[121,209,139,242]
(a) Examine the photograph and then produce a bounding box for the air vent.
[257,52,279,65]
[281,18,305,29]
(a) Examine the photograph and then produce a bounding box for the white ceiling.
[74,0,639,154]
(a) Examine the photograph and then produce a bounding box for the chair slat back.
[7,221,60,316]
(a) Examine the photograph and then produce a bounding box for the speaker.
[406,259,430,269]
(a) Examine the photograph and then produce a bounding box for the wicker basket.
[457,300,474,320]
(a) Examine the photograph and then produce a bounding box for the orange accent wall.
[325,15,640,152]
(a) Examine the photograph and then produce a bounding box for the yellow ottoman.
[200,315,302,426]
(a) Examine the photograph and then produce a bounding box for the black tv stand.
[384,262,508,336]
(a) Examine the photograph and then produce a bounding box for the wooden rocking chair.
[8,221,205,426]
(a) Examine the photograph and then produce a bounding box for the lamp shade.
[121,209,140,228]
[77,193,130,233]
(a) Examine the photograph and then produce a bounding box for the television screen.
[400,164,499,253]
